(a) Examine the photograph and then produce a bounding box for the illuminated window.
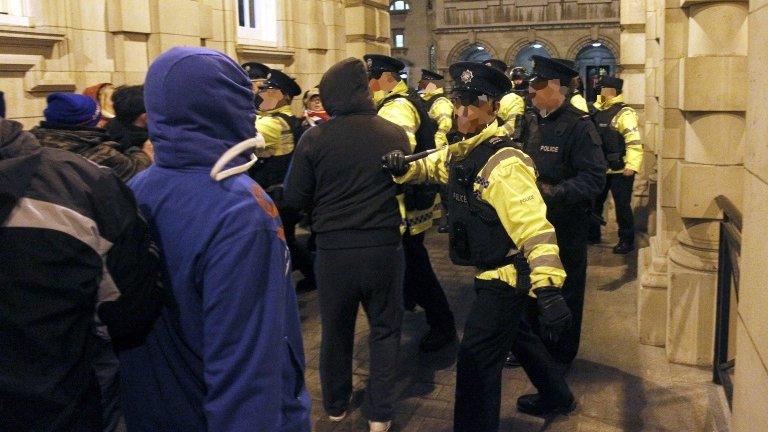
[393,30,405,48]
[390,0,410,11]
[237,0,278,44]
[0,0,30,26]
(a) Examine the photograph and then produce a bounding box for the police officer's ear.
[492,99,501,116]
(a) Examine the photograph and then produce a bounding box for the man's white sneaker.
[369,420,392,432]
[328,411,346,422]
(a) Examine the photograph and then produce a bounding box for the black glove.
[534,287,572,344]
[382,150,410,176]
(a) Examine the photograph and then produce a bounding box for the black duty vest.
[520,105,583,186]
[592,103,626,170]
[447,135,529,281]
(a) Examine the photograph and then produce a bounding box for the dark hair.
[112,85,145,123]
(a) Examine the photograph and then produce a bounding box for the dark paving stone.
[294,226,718,431]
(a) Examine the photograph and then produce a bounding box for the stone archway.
[504,37,561,72]
[571,40,619,102]
[565,36,619,60]
[446,39,499,65]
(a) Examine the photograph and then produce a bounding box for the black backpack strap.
[273,112,304,145]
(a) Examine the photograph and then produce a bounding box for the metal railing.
[712,195,742,408]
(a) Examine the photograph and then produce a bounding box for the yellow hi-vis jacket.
[594,94,643,174]
[254,105,295,157]
[393,121,566,295]
[570,93,589,114]
[421,88,453,149]
[497,92,525,137]
[375,80,441,235]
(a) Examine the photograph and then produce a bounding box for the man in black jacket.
[283,58,409,432]
[0,118,162,431]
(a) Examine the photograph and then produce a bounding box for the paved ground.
[295,227,722,432]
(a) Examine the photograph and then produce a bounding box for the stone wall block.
[622,70,646,105]
[113,33,149,72]
[680,56,747,112]
[662,58,679,108]
[688,2,748,57]
[148,34,200,62]
[70,0,108,31]
[663,7,688,59]
[662,108,685,158]
[660,157,679,207]
[744,5,768,184]
[622,0,647,24]
[675,163,743,218]
[199,3,214,40]
[108,0,152,33]
[683,112,745,165]
[621,31,646,66]
[211,9,226,41]
[731,319,768,432]
[666,245,718,366]
[68,29,115,72]
[638,246,669,346]
[152,0,200,36]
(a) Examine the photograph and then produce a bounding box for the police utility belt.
[447,135,531,293]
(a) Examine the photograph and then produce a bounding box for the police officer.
[551,58,590,114]
[483,59,525,137]
[589,76,643,254]
[251,69,316,291]
[520,56,607,366]
[418,69,453,149]
[383,62,575,432]
[511,66,529,98]
[364,54,457,352]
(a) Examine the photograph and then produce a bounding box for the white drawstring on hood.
[210,133,266,181]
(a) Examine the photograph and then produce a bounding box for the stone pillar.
[344,0,391,58]
[664,0,747,367]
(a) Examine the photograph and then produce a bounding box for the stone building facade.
[389,0,631,105]
[625,0,767,428]
[0,0,392,128]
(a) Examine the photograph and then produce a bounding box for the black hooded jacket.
[283,58,409,249]
[0,119,162,431]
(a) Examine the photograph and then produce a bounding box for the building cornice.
[434,18,620,34]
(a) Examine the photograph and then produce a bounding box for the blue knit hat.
[44,92,101,127]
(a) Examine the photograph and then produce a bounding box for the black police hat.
[241,62,270,80]
[530,55,578,85]
[420,69,444,81]
[262,69,302,98]
[511,66,527,80]
[482,59,508,73]
[363,54,405,74]
[449,61,512,99]
[599,76,624,91]
[553,58,576,70]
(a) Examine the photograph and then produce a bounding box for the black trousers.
[317,244,404,422]
[591,173,636,243]
[547,209,589,364]
[454,279,572,432]
[402,232,456,332]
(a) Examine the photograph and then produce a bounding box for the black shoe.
[516,393,576,417]
[504,351,520,368]
[612,240,635,254]
[419,328,457,352]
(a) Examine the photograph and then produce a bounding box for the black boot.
[419,327,457,352]
[516,393,576,417]
[612,240,635,254]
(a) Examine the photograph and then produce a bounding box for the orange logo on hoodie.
[250,185,285,241]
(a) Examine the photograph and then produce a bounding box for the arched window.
[575,42,617,102]
[459,43,491,63]
[389,0,410,11]
[513,43,551,72]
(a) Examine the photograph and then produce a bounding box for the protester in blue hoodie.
[119,47,311,432]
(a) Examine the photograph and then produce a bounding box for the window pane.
[238,0,245,26]
[395,34,404,47]
[248,0,256,29]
